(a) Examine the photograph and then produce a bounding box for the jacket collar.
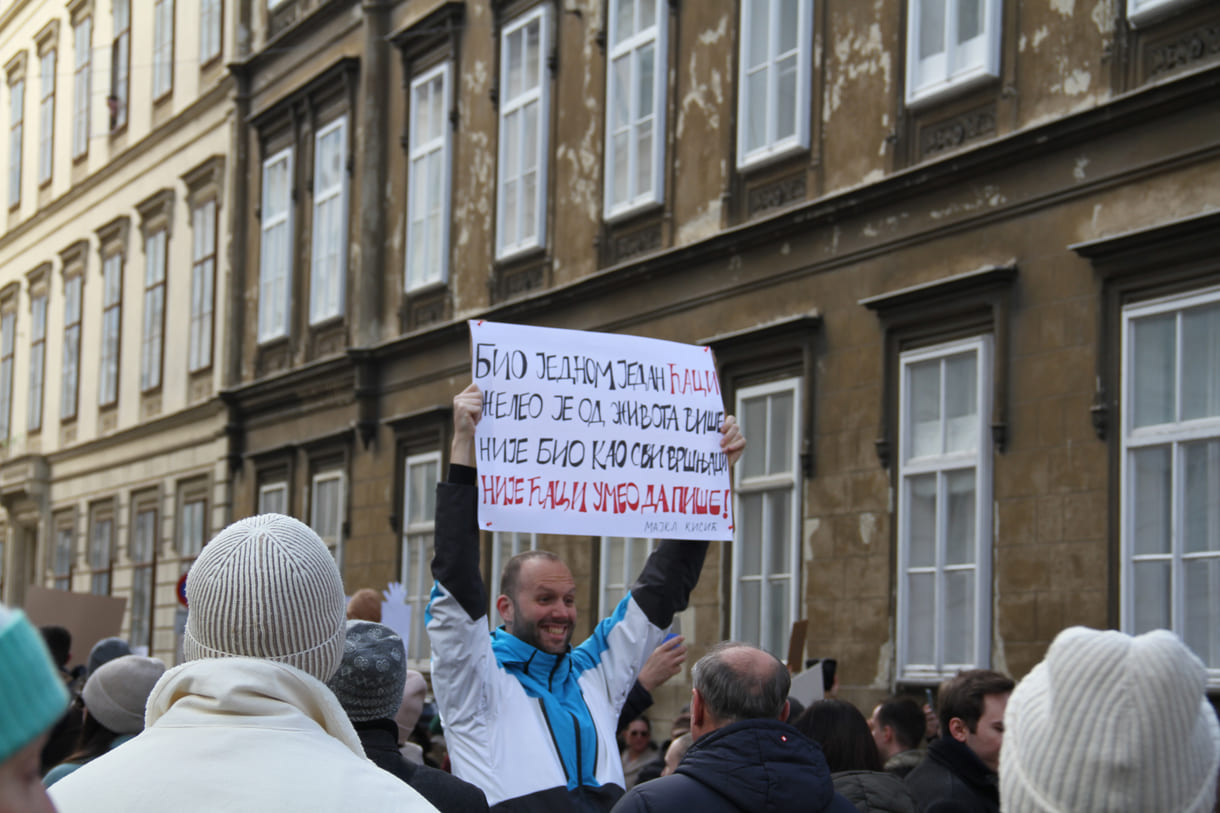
[490,627,573,686]
[144,657,367,759]
[928,735,999,791]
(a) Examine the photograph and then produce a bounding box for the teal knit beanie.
[0,606,70,763]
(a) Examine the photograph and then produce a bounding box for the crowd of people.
[1,383,1217,813]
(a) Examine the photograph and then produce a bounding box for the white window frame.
[178,493,206,559]
[129,503,157,654]
[1120,285,1220,687]
[99,253,122,406]
[0,310,14,440]
[38,49,54,185]
[153,0,174,100]
[27,292,46,432]
[1127,0,1197,28]
[731,377,803,656]
[309,116,347,325]
[736,0,812,170]
[61,274,82,420]
[490,531,537,618]
[402,450,440,665]
[603,0,667,219]
[258,481,288,514]
[258,147,293,343]
[895,335,993,682]
[9,77,23,208]
[141,230,167,392]
[405,61,453,292]
[495,4,552,260]
[199,0,221,64]
[905,0,1002,109]
[189,199,216,372]
[310,470,346,568]
[72,16,90,159]
[111,0,130,130]
[599,536,656,619]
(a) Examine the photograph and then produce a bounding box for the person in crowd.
[905,670,1013,813]
[396,670,429,765]
[660,733,691,777]
[84,638,131,678]
[620,716,657,790]
[870,698,927,778]
[610,642,854,813]
[38,626,83,775]
[44,655,165,787]
[1001,626,1219,813]
[427,384,745,813]
[0,604,69,813]
[347,588,383,622]
[49,513,436,813]
[617,635,688,731]
[327,620,488,813]
[793,699,918,813]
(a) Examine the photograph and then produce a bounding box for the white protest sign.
[470,320,733,540]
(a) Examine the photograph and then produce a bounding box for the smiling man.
[427,384,744,813]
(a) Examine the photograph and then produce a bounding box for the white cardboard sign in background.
[470,320,733,541]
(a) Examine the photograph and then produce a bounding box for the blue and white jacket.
[427,465,707,813]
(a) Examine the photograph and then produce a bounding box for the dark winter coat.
[904,737,999,813]
[353,718,490,813]
[609,719,857,813]
[882,749,925,779]
[831,770,919,813]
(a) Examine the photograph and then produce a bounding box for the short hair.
[792,699,882,773]
[499,549,563,601]
[346,589,383,622]
[40,625,72,669]
[938,669,1014,735]
[691,641,790,723]
[875,697,926,750]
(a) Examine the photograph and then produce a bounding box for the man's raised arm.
[630,416,746,628]
[430,383,487,620]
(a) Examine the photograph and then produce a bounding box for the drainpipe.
[357,0,392,346]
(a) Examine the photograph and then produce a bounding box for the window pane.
[1131,446,1171,556]
[775,55,797,141]
[1181,302,1220,421]
[637,44,655,125]
[767,491,791,575]
[944,569,974,664]
[769,390,794,475]
[640,0,657,29]
[742,396,767,479]
[635,130,652,201]
[779,0,799,53]
[615,0,634,44]
[920,0,946,60]
[944,469,976,566]
[524,20,540,90]
[739,493,763,576]
[738,578,761,644]
[1131,313,1176,428]
[1184,440,1220,554]
[1132,560,1171,634]
[747,0,769,69]
[908,474,936,568]
[957,0,982,42]
[746,70,767,153]
[909,359,940,458]
[907,571,935,664]
[944,351,978,453]
[611,56,630,130]
[1183,557,1220,669]
[766,578,789,656]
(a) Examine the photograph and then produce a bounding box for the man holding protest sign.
[428,371,744,813]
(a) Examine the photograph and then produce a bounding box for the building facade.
[0,0,235,660]
[4,0,1218,717]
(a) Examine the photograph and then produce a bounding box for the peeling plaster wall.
[1015,0,1115,123]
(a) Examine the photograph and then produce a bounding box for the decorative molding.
[609,224,663,265]
[59,239,90,274]
[918,106,997,158]
[402,288,449,332]
[35,19,60,55]
[135,188,175,239]
[747,173,807,218]
[1145,23,1220,80]
[5,50,27,83]
[181,154,226,209]
[490,258,549,305]
[26,262,51,293]
[95,215,131,257]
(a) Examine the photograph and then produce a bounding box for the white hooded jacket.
[49,657,437,813]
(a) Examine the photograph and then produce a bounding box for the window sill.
[906,70,1000,112]
[737,140,809,175]
[604,198,663,226]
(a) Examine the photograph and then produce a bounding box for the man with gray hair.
[610,642,854,813]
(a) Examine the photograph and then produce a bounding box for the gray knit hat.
[82,655,166,734]
[1002,626,1220,813]
[87,636,132,677]
[327,621,407,723]
[183,513,346,683]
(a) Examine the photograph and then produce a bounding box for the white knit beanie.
[1001,626,1220,813]
[182,513,346,683]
